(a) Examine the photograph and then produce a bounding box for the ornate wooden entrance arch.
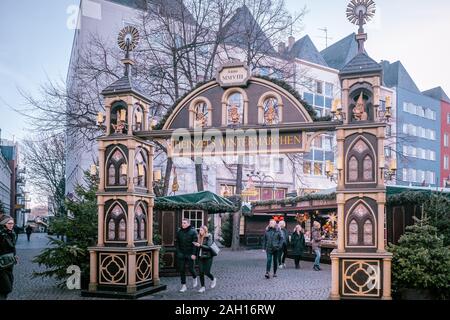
[86,0,392,299]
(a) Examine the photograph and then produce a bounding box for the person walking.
[175,218,198,292]
[193,225,216,293]
[312,221,323,271]
[25,225,33,242]
[262,219,282,279]
[291,225,306,269]
[0,215,17,300]
[277,220,289,269]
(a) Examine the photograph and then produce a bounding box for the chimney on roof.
[288,36,295,51]
[278,42,286,54]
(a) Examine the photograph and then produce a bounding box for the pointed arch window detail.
[105,203,127,242]
[364,220,374,245]
[349,220,358,245]
[349,157,358,182]
[363,155,374,181]
[106,147,128,187]
[346,137,376,184]
[134,203,147,241]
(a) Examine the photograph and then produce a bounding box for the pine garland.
[252,190,450,208]
[387,191,450,206]
[252,192,336,207]
[154,201,238,214]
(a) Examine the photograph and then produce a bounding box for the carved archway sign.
[136,61,338,157]
[86,0,392,300]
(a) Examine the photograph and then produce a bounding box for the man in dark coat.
[0,215,17,300]
[25,225,33,242]
[262,219,282,279]
[175,218,198,292]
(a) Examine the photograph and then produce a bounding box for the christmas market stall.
[247,186,450,264]
[246,189,337,263]
[154,191,238,276]
[386,186,450,244]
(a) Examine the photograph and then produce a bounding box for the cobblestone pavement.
[9,233,331,300]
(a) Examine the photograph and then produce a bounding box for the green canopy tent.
[155,191,238,214]
[154,191,238,276]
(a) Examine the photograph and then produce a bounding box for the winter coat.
[311,228,322,251]
[291,231,306,256]
[280,228,289,246]
[262,227,282,253]
[175,226,198,258]
[196,235,213,259]
[0,228,16,295]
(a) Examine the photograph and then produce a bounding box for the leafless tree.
[15,0,306,206]
[22,133,66,217]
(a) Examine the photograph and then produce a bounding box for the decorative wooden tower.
[83,26,166,298]
[330,0,393,300]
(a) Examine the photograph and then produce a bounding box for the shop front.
[245,191,338,263]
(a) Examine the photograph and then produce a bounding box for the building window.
[402,168,408,181]
[303,161,311,175]
[447,113,450,124]
[445,156,449,170]
[417,170,425,184]
[410,169,417,183]
[426,171,435,185]
[259,157,270,171]
[312,136,323,149]
[314,162,323,176]
[445,134,449,147]
[314,95,324,107]
[182,210,204,233]
[324,136,333,151]
[274,189,286,200]
[385,124,392,137]
[261,188,273,201]
[325,83,333,97]
[303,92,314,105]
[430,151,436,161]
[316,81,323,94]
[273,158,284,174]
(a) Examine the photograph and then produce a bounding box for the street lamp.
[325,160,339,183]
[383,159,397,181]
[378,96,392,123]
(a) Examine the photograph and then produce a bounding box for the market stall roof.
[250,186,450,210]
[154,191,238,214]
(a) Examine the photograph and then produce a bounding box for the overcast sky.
[0,0,449,143]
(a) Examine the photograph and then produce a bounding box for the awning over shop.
[155,191,239,214]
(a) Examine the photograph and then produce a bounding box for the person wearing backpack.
[193,225,216,293]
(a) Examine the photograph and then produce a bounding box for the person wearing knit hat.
[0,214,16,300]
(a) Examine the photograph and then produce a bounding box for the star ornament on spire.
[346,0,376,32]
